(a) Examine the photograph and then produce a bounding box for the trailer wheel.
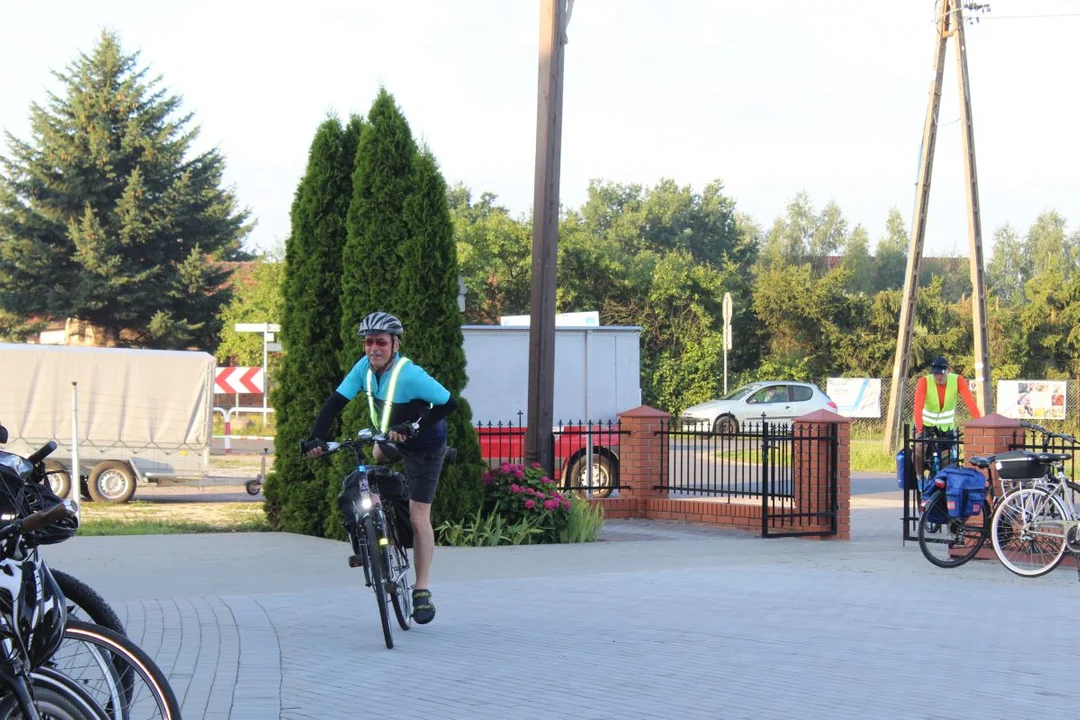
[88,461,137,504]
[566,453,616,499]
[44,461,71,500]
[245,479,262,496]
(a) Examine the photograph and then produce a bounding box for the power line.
[977,12,1080,20]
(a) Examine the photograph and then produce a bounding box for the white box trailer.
[0,343,216,503]
[461,325,642,424]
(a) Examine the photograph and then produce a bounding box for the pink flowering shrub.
[482,462,573,543]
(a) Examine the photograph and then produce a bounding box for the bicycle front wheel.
[45,619,182,720]
[917,490,990,568]
[364,514,394,649]
[388,538,412,631]
[51,569,127,637]
[991,486,1070,578]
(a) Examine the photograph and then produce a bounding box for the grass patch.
[850,437,898,473]
[76,501,271,536]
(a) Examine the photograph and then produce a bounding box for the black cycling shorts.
[400,443,448,504]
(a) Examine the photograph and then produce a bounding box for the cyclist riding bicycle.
[302,311,458,625]
[912,356,981,477]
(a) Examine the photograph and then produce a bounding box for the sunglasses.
[364,337,392,348]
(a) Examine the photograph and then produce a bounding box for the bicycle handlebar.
[0,501,75,541]
[1020,420,1078,446]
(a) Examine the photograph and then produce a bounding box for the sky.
[2,0,1078,258]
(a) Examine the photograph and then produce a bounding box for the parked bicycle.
[306,428,416,649]
[988,423,1080,578]
[0,428,180,718]
[0,426,127,638]
[915,421,1061,569]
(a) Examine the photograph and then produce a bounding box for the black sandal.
[412,589,436,624]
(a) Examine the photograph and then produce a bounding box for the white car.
[680,381,837,433]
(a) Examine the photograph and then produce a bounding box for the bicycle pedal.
[348,554,365,568]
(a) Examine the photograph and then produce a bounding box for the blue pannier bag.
[919,472,950,524]
[939,466,987,518]
[896,449,908,490]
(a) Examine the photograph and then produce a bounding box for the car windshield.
[720,384,759,401]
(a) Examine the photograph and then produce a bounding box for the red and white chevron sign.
[215,366,265,394]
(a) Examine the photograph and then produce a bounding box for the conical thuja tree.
[398,149,483,527]
[265,114,362,535]
[328,89,419,536]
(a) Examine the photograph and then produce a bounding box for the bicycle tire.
[52,620,182,720]
[51,569,126,637]
[990,486,1069,578]
[917,490,990,568]
[0,670,110,720]
[364,514,393,649]
[388,538,412,631]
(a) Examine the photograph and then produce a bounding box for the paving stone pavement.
[40,499,1080,719]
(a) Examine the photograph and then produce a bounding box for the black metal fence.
[656,419,794,498]
[900,424,964,542]
[764,422,839,538]
[656,418,839,538]
[474,418,628,497]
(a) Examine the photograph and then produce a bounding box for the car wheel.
[713,416,737,434]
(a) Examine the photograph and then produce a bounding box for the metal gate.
[762,421,839,538]
[659,419,839,538]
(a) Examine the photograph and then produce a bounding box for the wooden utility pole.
[525,0,571,472]
[955,4,993,418]
[883,0,992,451]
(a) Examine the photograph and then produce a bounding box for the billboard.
[997,380,1068,420]
[826,378,882,418]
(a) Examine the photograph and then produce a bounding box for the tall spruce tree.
[399,149,483,525]
[264,114,362,535]
[0,30,249,348]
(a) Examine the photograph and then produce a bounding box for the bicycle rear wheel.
[917,490,990,568]
[364,514,394,649]
[991,486,1069,577]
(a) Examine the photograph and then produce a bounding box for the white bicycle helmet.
[357,311,403,337]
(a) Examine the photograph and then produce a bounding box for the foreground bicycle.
[916,421,1067,569]
[987,423,1080,578]
[306,428,416,649]
[0,433,180,717]
[0,425,126,638]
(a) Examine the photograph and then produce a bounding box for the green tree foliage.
[216,251,286,366]
[0,31,250,348]
[338,88,417,445]
[449,186,532,324]
[874,207,909,291]
[264,114,361,536]
[399,150,484,526]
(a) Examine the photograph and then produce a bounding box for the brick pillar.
[616,405,670,502]
[793,409,851,540]
[963,413,1023,497]
[954,413,1022,561]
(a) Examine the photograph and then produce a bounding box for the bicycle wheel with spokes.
[991,486,1069,577]
[388,537,412,631]
[917,490,990,568]
[51,569,127,636]
[364,513,393,649]
[43,619,182,720]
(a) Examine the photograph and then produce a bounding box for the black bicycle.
[308,428,415,649]
[0,429,126,638]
